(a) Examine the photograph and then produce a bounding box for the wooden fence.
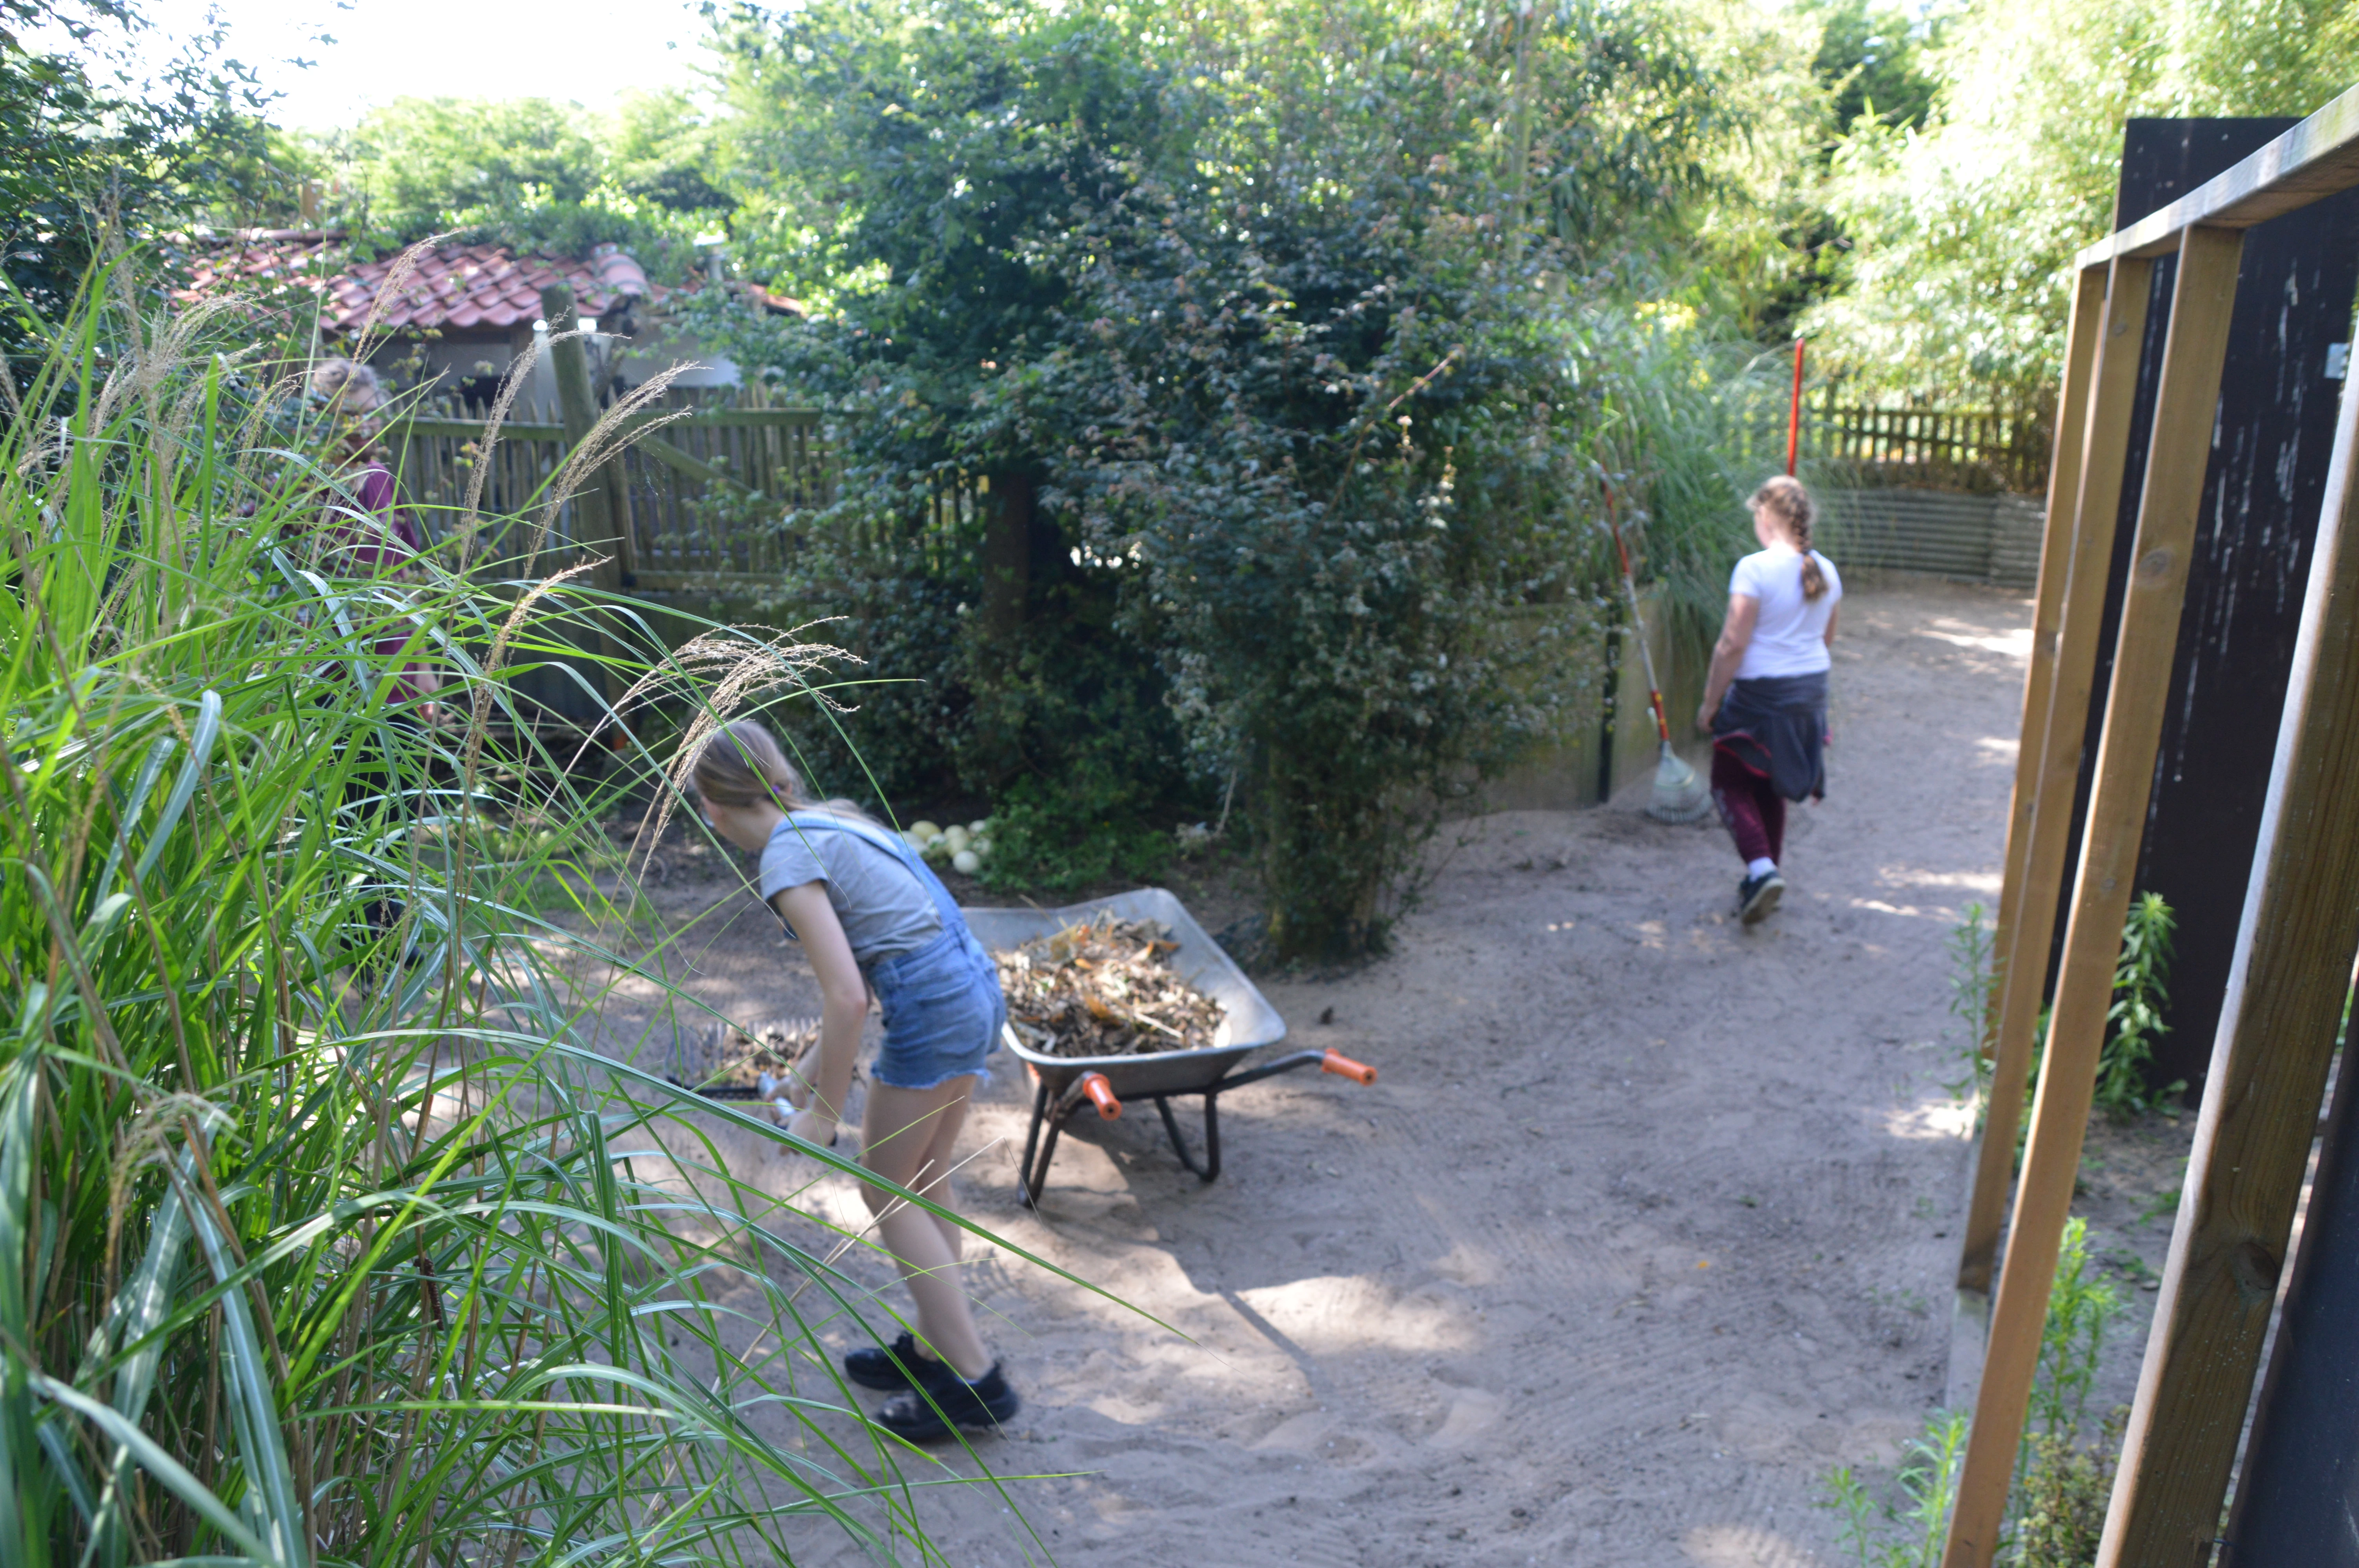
[1723,391,2053,495]
[386,394,1005,592]
[1808,397,2051,494]
[389,398,838,587]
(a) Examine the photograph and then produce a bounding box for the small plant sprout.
[2095,891,2183,1118]
[1946,901,1995,1111]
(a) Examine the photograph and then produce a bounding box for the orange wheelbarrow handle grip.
[1081,1072,1122,1120]
[1320,1049,1377,1087]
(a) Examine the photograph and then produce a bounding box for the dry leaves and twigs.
[994,916,1224,1059]
[669,1017,823,1097]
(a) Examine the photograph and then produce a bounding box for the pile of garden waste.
[993,916,1225,1058]
[674,1017,822,1094]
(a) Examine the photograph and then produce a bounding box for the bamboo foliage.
[0,276,1074,1564]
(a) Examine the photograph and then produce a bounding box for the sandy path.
[590,577,2048,1566]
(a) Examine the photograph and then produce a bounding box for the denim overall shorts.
[778,814,1006,1091]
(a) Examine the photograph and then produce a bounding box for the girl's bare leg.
[860,1074,990,1377]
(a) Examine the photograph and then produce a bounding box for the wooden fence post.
[540,284,621,588]
[1942,225,2245,1568]
[1957,255,2154,1297]
[2093,254,2359,1567]
[540,282,632,725]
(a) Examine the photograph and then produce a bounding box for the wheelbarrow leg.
[1155,1096,1202,1178]
[1153,1093,1223,1183]
[1025,1116,1072,1209]
[1019,1078,1053,1208]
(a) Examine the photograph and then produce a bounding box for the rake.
[1604,494,1712,824]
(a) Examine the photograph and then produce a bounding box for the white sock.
[1747,857,1778,879]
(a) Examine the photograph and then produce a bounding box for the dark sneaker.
[873,1362,1021,1443]
[845,1332,930,1392]
[1738,871,1786,926]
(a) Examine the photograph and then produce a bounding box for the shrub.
[707,0,1752,958]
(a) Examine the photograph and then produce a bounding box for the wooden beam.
[540,282,632,722]
[1943,225,2246,1568]
[1983,267,2108,1055]
[540,283,622,588]
[1958,256,2153,1296]
[661,408,825,428]
[393,417,566,441]
[2077,83,2359,268]
[2094,269,2359,1568]
[386,410,821,442]
[637,432,749,492]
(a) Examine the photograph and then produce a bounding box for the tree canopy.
[0,0,274,337]
[295,91,733,276]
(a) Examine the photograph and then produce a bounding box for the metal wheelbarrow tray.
[963,888,1374,1203]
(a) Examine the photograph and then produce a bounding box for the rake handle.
[1603,488,1674,746]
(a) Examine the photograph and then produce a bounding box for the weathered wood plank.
[1943,225,2246,1568]
[389,408,820,441]
[1983,265,2108,1058]
[638,433,747,492]
[1959,254,2154,1296]
[2093,254,2359,1568]
[394,418,566,440]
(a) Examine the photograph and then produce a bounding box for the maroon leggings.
[1712,747,1785,865]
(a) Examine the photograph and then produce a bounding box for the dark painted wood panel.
[2043,119,2359,1096]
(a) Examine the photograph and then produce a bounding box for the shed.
[178,230,798,407]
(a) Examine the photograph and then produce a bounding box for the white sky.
[84,0,718,130]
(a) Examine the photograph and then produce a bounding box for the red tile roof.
[181,232,654,336]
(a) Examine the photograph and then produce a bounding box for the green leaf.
[129,691,223,887]
[27,1375,269,1563]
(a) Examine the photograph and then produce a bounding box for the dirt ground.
[583,576,2193,1566]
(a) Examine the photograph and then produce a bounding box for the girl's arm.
[1697,593,1761,730]
[774,880,865,1147]
[1824,603,1840,649]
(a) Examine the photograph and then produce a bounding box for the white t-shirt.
[1730,546,1842,679]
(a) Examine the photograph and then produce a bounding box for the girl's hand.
[1696,701,1717,733]
[787,1106,839,1148]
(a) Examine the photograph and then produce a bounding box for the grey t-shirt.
[757,813,942,966]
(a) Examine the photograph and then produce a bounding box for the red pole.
[1787,337,1805,476]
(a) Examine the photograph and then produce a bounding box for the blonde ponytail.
[1749,475,1826,601]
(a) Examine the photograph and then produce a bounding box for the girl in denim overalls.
[693,720,1019,1441]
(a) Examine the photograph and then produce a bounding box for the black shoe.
[1738,871,1785,925]
[845,1332,929,1392]
[872,1361,1021,1443]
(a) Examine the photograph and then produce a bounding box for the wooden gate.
[387,401,836,590]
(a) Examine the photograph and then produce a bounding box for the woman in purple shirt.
[311,359,440,712]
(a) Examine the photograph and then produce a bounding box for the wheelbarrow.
[963,889,1376,1204]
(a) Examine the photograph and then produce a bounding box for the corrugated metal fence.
[1816,488,2045,592]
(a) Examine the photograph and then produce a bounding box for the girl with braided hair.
[1696,475,1842,924]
